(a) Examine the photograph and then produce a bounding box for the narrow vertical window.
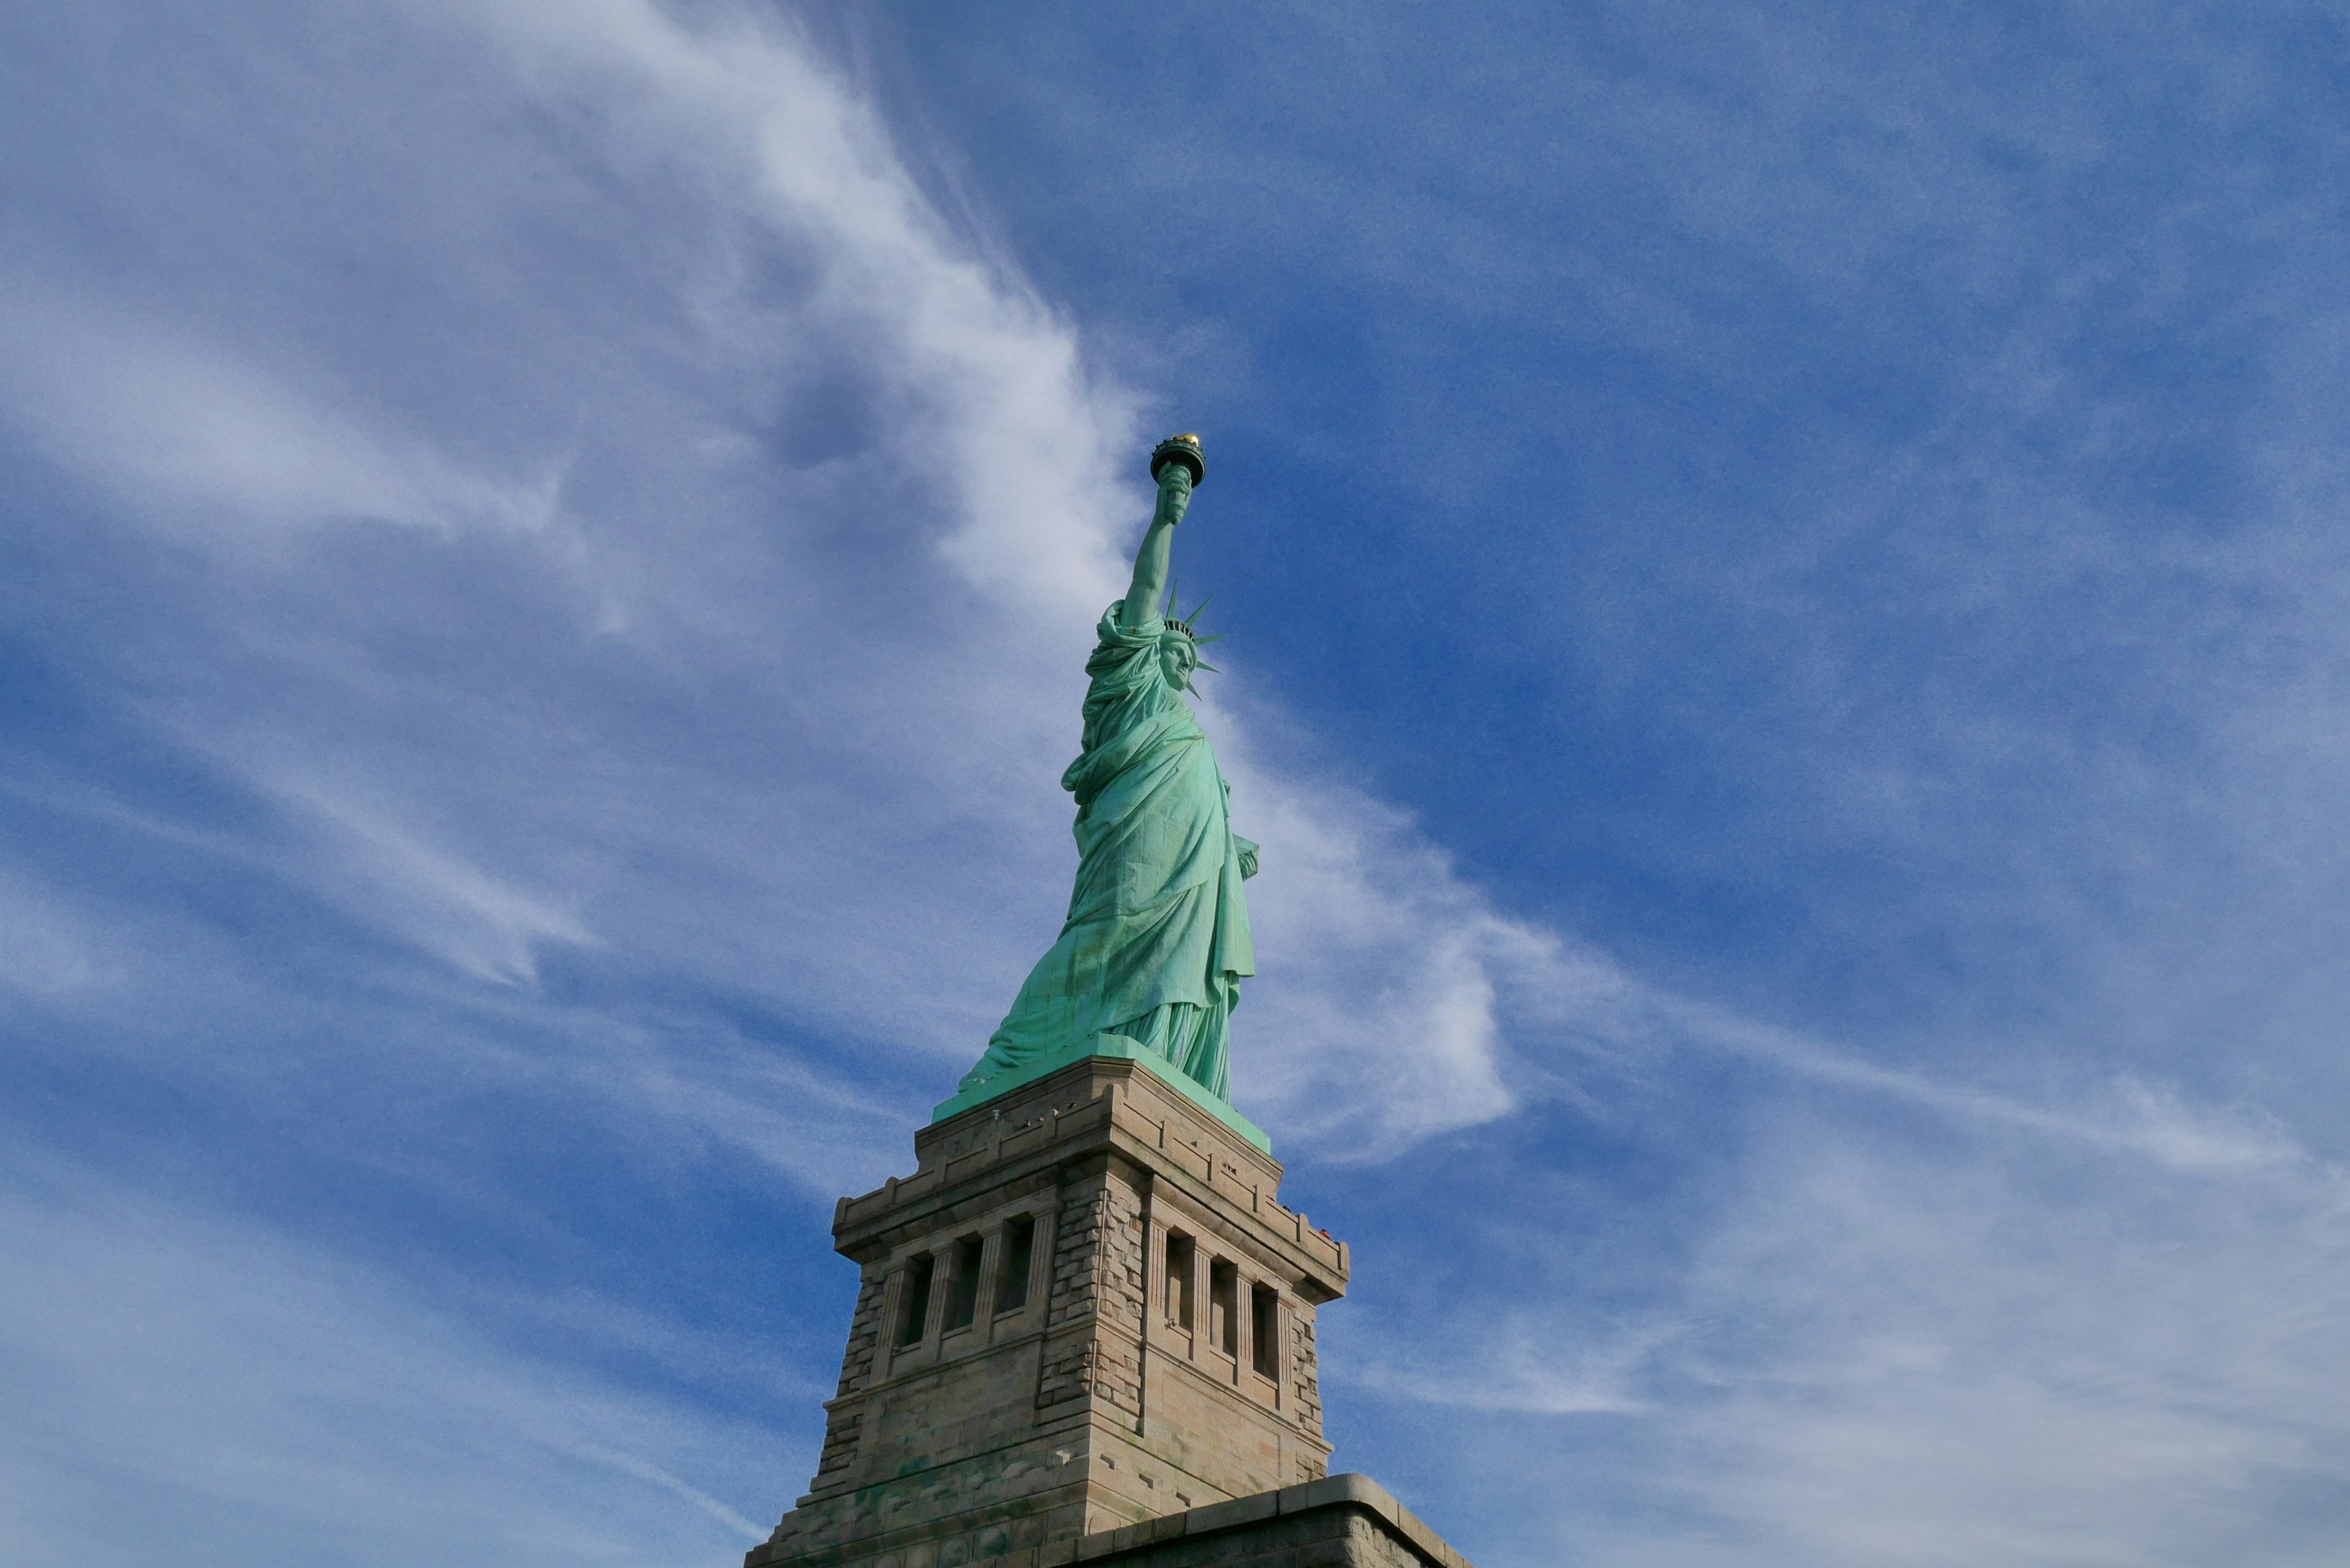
[993,1214,1034,1315]
[1209,1258,1238,1357]
[1251,1284,1281,1378]
[895,1253,934,1347]
[944,1234,985,1331]
[1166,1234,1195,1329]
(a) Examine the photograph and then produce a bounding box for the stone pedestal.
[749,1054,1356,1568]
[1054,1474,1472,1568]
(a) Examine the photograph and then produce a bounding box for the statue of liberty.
[952,435,1258,1112]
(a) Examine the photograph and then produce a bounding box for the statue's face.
[1159,633,1198,689]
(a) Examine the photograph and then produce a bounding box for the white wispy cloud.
[1644,1118,2350,1568]
[1332,1094,2350,1568]
[0,869,111,998]
[7,5,2350,1567]
[0,1170,786,1567]
[258,769,599,985]
[0,282,563,537]
[1651,997,2315,1177]
[0,0,1577,1161]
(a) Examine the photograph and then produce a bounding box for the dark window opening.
[1251,1284,1281,1378]
[994,1215,1035,1315]
[1166,1234,1195,1329]
[944,1234,985,1331]
[895,1253,934,1347]
[1209,1258,1238,1357]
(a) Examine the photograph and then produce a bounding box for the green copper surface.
[942,441,1262,1133]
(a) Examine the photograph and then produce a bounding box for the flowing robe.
[958,606,1256,1102]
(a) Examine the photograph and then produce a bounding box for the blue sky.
[4,2,2349,1564]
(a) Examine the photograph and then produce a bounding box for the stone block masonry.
[749,1055,1357,1568]
[1052,1475,1474,1568]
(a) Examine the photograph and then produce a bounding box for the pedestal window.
[993,1214,1034,1315]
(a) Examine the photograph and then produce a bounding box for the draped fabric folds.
[958,605,1256,1103]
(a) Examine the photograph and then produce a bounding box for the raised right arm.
[1118,461,1193,631]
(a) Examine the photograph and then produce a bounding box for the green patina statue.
[941,435,1264,1141]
